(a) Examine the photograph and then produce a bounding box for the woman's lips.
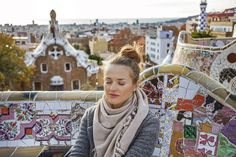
[109,93,119,98]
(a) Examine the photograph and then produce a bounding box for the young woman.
[67,45,159,157]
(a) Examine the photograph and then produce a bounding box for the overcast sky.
[0,0,235,25]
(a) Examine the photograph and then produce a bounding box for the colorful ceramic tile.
[211,122,223,134]
[213,106,236,125]
[149,108,176,157]
[184,125,197,139]
[176,110,192,125]
[0,121,18,140]
[0,104,14,121]
[217,133,236,157]
[177,94,205,111]
[34,114,71,141]
[197,132,218,156]
[204,95,223,114]
[15,118,36,139]
[184,149,207,157]
[199,122,212,133]
[167,75,179,88]
[142,80,162,106]
[162,88,178,109]
[182,139,206,157]
[221,119,236,145]
[71,103,86,122]
[176,139,184,154]
[198,86,208,97]
[15,103,35,121]
[164,102,177,110]
[178,77,200,100]
[183,138,196,149]
[0,106,9,115]
[192,107,212,128]
[172,121,184,133]
[169,132,184,157]
[71,103,87,137]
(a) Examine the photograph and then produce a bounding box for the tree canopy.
[89,54,103,65]
[0,33,34,90]
[191,30,214,38]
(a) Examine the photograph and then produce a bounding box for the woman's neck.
[108,103,122,109]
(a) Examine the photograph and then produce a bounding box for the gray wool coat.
[66,106,159,157]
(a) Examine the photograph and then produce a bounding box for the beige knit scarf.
[93,89,149,157]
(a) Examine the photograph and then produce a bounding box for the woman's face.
[104,64,137,109]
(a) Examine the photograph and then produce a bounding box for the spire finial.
[50,10,56,20]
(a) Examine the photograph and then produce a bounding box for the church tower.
[198,0,207,32]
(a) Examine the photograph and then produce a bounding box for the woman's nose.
[110,83,118,91]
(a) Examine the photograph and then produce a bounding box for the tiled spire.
[198,0,207,32]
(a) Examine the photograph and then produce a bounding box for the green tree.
[0,33,34,90]
[191,30,214,38]
[89,54,103,65]
[73,44,80,50]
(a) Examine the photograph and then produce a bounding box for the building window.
[41,63,48,73]
[150,53,156,59]
[167,43,170,47]
[64,63,71,72]
[50,85,64,91]
[151,42,156,46]
[166,34,170,38]
[151,48,156,52]
[72,80,80,90]
[33,82,42,90]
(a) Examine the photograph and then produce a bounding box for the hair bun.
[119,45,141,64]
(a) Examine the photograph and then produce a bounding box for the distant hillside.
[165,15,198,23]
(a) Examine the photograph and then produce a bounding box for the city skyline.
[0,0,235,25]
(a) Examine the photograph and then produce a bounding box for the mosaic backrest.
[173,31,236,94]
[0,64,236,157]
[139,64,236,157]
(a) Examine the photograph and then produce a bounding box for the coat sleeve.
[66,109,90,157]
[124,113,159,157]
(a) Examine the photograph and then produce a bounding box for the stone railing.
[173,31,236,94]
[177,31,236,51]
[0,64,236,157]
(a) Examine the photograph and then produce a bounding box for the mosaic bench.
[0,64,235,157]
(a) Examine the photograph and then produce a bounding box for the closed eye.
[105,81,112,84]
[118,82,125,86]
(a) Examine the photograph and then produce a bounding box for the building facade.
[108,28,135,53]
[208,12,235,37]
[145,26,173,64]
[25,10,99,91]
[89,36,108,55]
